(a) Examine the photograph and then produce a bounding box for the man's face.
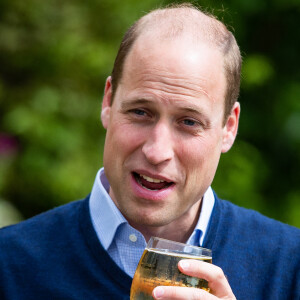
[101,35,239,231]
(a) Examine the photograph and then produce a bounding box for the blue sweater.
[0,195,299,300]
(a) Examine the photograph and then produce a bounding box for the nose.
[142,121,174,165]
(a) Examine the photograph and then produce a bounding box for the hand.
[152,259,236,300]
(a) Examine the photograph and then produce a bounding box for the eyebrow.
[178,105,204,115]
[120,98,151,111]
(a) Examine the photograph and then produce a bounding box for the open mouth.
[133,172,174,191]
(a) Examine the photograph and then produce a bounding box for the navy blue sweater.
[0,195,299,299]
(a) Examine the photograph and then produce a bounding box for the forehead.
[119,35,226,107]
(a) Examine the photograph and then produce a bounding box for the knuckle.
[163,286,181,298]
[164,286,205,300]
[191,288,207,300]
[214,266,225,280]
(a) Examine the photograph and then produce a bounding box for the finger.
[152,286,218,300]
[178,260,235,299]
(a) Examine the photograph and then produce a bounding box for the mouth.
[133,172,174,191]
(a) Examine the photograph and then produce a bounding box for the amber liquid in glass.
[130,248,212,300]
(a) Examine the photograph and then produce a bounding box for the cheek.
[105,122,145,157]
[177,136,212,164]
[179,135,222,176]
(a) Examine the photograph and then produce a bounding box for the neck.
[132,200,202,243]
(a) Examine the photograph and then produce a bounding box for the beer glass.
[130,237,212,300]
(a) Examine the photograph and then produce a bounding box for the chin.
[129,213,173,228]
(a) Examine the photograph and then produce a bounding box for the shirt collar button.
[129,234,137,242]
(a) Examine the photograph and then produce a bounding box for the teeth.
[140,174,165,183]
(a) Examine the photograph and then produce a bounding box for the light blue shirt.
[89,168,215,277]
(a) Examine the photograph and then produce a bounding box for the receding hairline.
[131,5,230,51]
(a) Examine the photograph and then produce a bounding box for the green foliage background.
[0,0,299,227]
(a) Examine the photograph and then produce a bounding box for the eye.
[183,119,196,126]
[179,117,205,134]
[132,109,146,116]
[128,108,152,120]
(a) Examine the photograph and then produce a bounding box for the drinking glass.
[130,237,212,300]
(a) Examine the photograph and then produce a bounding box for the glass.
[130,237,212,300]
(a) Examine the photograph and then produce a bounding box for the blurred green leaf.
[213,140,269,211]
[0,199,23,228]
[242,54,274,88]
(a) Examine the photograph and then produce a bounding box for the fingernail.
[180,260,190,270]
[153,286,164,298]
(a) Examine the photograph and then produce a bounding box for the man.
[0,3,299,300]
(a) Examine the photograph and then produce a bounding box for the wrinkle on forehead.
[130,71,213,102]
[122,45,224,104]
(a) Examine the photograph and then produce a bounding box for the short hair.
[111,3,241,124]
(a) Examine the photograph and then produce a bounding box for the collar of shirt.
[89,168,215,276]
[89,168,129,250]
[186,185,215,246]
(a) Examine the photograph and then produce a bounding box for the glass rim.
[147,236,212,256]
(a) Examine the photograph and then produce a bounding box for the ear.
[221,102,240,153]
[101,76,112,129]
